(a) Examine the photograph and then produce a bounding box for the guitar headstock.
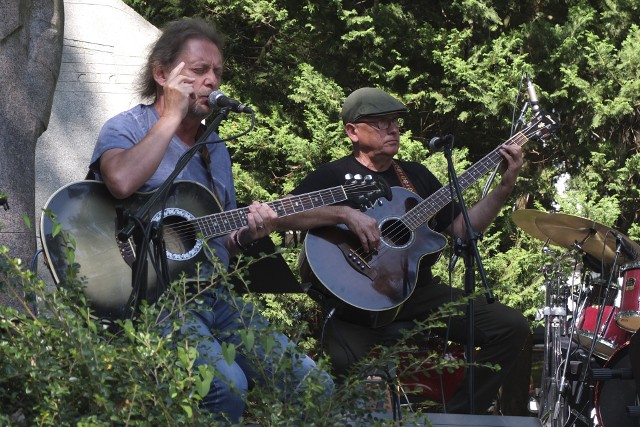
[343,174,392,211]
[523,111,561,141]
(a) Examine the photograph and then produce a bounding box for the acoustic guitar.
[301,112,560,327]
[40,177,390,319]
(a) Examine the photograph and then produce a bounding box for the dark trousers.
[324,281,531,414]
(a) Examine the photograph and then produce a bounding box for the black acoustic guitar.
[301,112,560,327]
[40,177,390,319]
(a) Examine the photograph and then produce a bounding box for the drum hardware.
[591,366,633,380]
[577,255,630,419]
[544,306,568,316]
[512,210,640,426]
[535,247,582,426]
[569,407,593,426]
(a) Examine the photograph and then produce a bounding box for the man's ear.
[153,65,167,86]
[345,123,359,142]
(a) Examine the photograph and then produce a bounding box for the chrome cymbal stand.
[538,245,582,427]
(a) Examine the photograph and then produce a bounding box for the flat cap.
[341,87,407,124]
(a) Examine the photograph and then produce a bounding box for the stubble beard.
[189,102,213,121]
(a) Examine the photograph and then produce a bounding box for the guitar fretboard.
[401,114,553,231]
[191,186,348,238]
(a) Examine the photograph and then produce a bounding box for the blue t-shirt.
[90,104,236,268]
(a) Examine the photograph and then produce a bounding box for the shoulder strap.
[391,160,417,193]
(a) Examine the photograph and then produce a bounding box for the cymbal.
[535,213,640,266]
[511,209,640,266]
[511,209,556,243]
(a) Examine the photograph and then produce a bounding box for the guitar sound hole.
[380,218,412,248]
[152,207,203,261]
[162,216,196,255]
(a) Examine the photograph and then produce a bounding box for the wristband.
[233,229,257,252]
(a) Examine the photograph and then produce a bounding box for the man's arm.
[448,144,523,238]
[99,62,193,199]
[227,202,278,257]
[275,204,381,252]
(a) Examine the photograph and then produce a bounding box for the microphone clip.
[428,134,454,152]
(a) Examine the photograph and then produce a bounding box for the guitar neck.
[192,186,348,239]
[403,131,529,230]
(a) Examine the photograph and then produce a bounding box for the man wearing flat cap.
[275,87,528,415]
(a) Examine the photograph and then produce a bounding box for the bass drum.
[595,342,638,427]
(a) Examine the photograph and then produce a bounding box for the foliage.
[0,245,221,425]
[1,239,476,425]
[16,0,640,421]
[120,1,640,326]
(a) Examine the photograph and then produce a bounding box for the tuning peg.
[353,174,363,181]
[363,175,373,183]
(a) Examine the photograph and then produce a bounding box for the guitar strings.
[158,114,550,255]
[156,182,383,247]
[343,122,542,263]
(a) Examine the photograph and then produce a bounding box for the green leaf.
[222,342,236,366]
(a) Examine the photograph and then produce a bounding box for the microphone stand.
[574,236,623,407]
[117,107,233,319]
[443,140,494,415]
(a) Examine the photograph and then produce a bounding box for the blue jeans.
[168,288,333,423]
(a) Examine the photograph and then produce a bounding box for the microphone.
[428,134,454,152]
[526,74,540,112]
[208,90,253,114]
[614,232,639,260]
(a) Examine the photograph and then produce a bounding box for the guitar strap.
[391,160,417,193]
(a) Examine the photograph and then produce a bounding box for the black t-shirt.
[292,154,461,234]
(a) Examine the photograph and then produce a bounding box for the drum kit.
[513,209,640,427]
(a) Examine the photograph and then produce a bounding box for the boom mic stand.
[574,236,623,409]
[117,107,234,319]
[442,138,494,414]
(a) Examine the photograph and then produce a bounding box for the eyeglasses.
[355,117,404,130]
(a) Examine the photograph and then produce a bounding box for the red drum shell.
[575,306,630,359]
[617,262,640,332]
[397,342,465,403]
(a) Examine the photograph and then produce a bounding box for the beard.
[189,101,212,120]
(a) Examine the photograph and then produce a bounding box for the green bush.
[1,238,473,425]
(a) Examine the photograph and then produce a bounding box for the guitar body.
[302,187,447,327]
[40,180,220,319]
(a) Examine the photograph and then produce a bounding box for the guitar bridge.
[338,243,377,281]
